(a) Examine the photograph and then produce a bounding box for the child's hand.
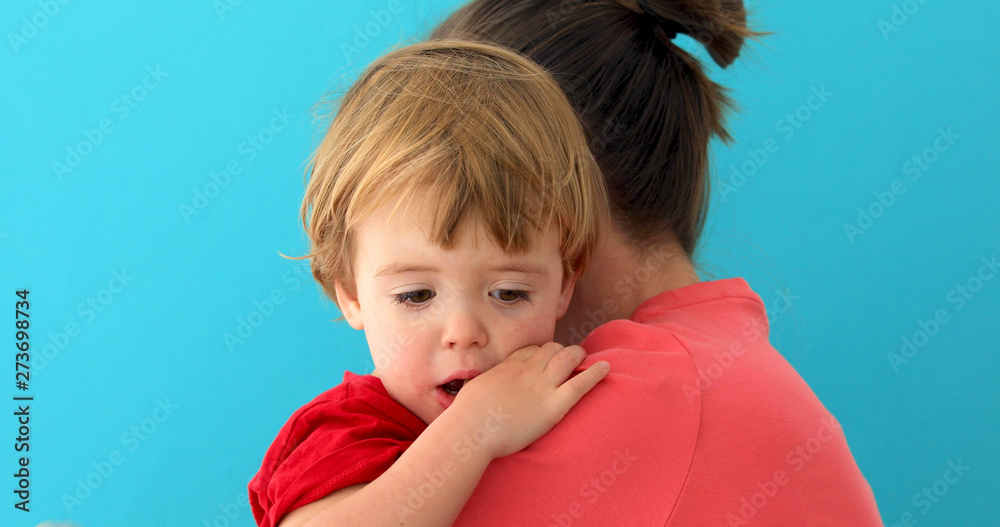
[448,342,610,460]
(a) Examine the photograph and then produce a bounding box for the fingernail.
[599,361,610,370]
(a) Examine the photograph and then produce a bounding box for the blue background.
[1,1,997,525]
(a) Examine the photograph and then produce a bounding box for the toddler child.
[249,39,610,527]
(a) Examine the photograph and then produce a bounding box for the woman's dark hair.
[432,0,762,257]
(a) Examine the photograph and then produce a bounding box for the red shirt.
[248,371,426,527]
[451,278,882,526]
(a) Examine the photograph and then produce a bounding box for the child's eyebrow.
[373,262,548,278]
[490,263,547,277]
[374,264,437,278]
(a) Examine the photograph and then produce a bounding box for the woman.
[431,0,883,524]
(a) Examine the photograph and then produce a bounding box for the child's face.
[336,190,576,425]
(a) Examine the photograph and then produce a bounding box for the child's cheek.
[504,315,558,353]
[367,306,417,355]
[371,333,414,374]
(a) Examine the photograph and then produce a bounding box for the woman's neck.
[555,227,700,345]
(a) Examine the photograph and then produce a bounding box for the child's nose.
[440,306,489,351]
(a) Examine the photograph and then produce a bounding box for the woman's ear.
[335,280,364,330]
[556,269,580,320]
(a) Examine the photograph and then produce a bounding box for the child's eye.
[489,289,531,304]
[393,289,436,307]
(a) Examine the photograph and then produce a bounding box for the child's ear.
[334,280,364,330]
[556,269,580,320]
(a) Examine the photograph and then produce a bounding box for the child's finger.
[504,344,540,363]
[553,361,610,413]
[522,341,573,368]
[538,344,587,381]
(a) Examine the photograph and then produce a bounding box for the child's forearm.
[303,408,493,527]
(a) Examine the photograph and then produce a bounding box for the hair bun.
[624,0,754,68]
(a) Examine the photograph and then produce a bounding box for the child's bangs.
[349,138,560,256]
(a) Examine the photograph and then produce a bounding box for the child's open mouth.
[435,378,470,410]
[436,370,480,409]
[439,379,466,396]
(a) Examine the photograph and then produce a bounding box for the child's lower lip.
[435,386,456,410]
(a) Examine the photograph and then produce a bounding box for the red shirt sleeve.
[248,372,427,527]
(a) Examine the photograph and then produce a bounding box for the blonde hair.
[294,40,607,309]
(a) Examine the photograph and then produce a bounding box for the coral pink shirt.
[451,278,882,526]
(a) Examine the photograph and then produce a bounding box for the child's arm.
[278,342,609,527]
